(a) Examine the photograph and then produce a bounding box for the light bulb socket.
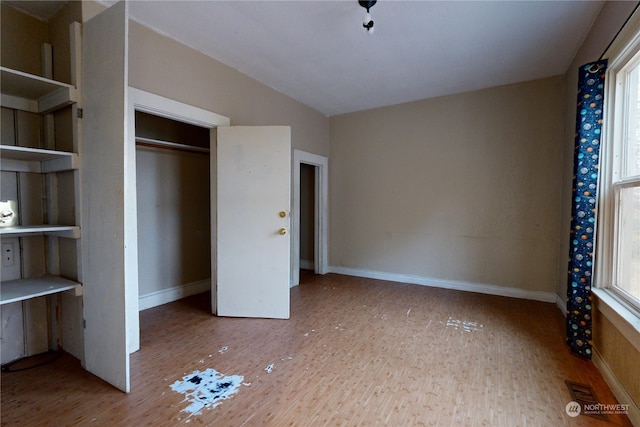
[359,0,377,33]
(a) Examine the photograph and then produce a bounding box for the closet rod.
[135,137,210,154]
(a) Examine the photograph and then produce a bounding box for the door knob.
[279,228,287,235]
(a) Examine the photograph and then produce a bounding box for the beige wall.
[560,1,640,412]
[127,21,330,157]
[136,146,211,295]
[1,3,49,75]
[330,76,565,293]
[49,0,82,85]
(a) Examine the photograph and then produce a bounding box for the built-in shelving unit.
[0,64,82,302]
[0,65,82,279]
[0,65,82,275]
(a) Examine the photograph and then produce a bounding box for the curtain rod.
[135,137,210,154]
[599,1,640,61]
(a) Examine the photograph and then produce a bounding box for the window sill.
[592,287,640,353]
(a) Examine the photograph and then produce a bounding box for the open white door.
[216,126,291,319]
[82,1,132,392]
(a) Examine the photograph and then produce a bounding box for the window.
[598,19,640,313]
[612,54,640,307]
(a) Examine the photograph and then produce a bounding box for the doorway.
[299,163,316,272]
[292,149,329,286]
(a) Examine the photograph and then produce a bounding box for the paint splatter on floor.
[218,346,228,354]
[445,317,484,333]
[170,368,244,418]
[265,364,274,373]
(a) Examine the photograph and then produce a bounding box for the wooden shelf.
[0,145,79,173]
[0,225,80,239]
[0,66,77,114]
[1,275,81,305]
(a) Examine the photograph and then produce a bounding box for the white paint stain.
[445,316,483,333]
[406,308,412,317]
[170,368,244,418]
[218,346,228,354]
[265,364,274,373]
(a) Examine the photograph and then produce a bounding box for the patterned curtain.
[566,59,607,359]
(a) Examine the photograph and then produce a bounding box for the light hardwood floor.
[1,272,632,426]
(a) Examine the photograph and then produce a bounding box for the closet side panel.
[81,1,131,392]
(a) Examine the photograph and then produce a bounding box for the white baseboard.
[139,279,210,311]
[592,349,640,426]
[556,293,567,316]
[328,266,557,303]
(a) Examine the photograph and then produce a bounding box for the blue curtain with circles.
[566,59,607,359]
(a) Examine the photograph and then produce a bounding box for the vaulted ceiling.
[12,1,606,116]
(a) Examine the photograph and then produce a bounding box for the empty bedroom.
[1,1,638,426]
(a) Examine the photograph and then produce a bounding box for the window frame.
[594,10,640,341]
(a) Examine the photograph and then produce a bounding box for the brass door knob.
[279,228,287,235]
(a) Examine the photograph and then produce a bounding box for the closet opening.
[134,111,212,314]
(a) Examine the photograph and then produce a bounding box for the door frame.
[126,88,229,351]
[291,149,329,286]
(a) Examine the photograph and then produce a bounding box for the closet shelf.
[0,66,78,114]
[0,225,80,239]
[0,145,79,173]
[1,275,82,305]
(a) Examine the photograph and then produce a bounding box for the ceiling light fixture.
[359,0,377,34]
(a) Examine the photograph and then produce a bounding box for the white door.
[215,126,291,319]
[82,1,132,392]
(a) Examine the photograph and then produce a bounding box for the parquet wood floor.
[0,272,632,426]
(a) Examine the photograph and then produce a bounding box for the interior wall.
[49,0,82,85]
[136,146,210,296]
[559,0,640,412]
[126,21,330,157]
[300,163,315,267]
[329,76,565,294]
[0,3,49,75]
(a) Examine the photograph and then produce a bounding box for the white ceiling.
[12,1,606,116]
